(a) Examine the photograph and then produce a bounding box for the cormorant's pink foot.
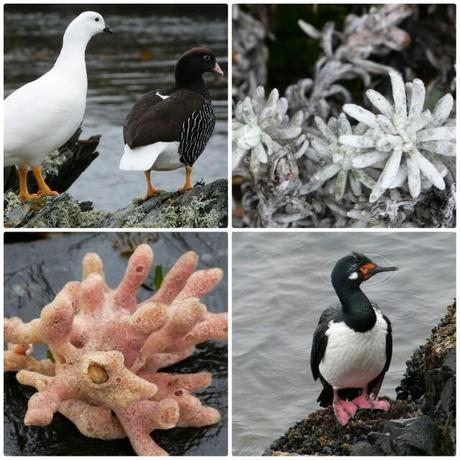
[351,395,372,409]
[333,400,357,425]
[352,395,390,412]
[370,399,390,411]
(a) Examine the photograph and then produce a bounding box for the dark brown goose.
[120,47,223,200]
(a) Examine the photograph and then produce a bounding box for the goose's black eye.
[203,55,211,61]
[95,17,100,22]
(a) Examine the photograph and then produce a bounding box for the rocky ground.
[265,302,456,456]
[4,132,228,228]
[4,180,227,228]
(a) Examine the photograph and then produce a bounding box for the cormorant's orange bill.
[359,263,376,279]
[360,263,398,279]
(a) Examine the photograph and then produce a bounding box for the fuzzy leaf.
[370,146,402,201]
[271,126,302,140]
[409,110,432,133]
[251,86,266,113]
[337,113,352,135]
[351,169,375,189]
[390,162,408,189]
[298,19,321,39]
[407,78,425,119]
[366,89,394,118]
[314,116,336,143]
[339,134,375,149]
[379,146,403,189]
[432,94,454,126]
[376,115,397,135]
[417,127,455,142]
[421,141,456,157]
[310,137,329,158]
[406,155,421,198]
[352,150,389,168]
[241,97,256,124]
[422,151,448,177]
[369,183,385,203]
[233,146,249,171]
[236,125,261,150]
[413,149,445,189]
[313,163,341,182]
[260,89,279,119]
[390,71,407,119]
[349,175,362,196]
[343,103,379,129]
[253,142,268,164]
[335,169,348,200]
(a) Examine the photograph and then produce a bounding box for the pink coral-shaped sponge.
[4,244,227,456]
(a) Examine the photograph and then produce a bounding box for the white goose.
[4,11,112,202]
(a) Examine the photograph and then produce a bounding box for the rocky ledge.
[265,302,456,456]
[4,179,227,228]
[3,131,227,228]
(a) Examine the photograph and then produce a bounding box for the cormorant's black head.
[331,252,398,289]
[175,47,223,84]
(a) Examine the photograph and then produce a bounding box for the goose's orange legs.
[143,169,158,201]
[32,166,59,198]
[179,166,192,193]
[18,167,38,203]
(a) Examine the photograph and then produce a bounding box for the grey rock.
[4,180,228,229]
[391,416,440,455]
[350,440,380,456]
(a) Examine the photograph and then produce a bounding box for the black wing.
[310,306,338,380]
[310,306,340,407]
[123,89,205,148]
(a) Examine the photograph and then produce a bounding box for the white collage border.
[0,1,459,459]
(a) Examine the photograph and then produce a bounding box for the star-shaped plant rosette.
[339,71,455,202]
[304,113,378,201]
[232,86,308,173]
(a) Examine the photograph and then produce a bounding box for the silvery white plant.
[303,113,377,200]
[340,71,455,202]
[232,5,268,101]
[286,5,414,122]
[232,86,308,173]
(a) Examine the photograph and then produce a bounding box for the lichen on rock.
[4,244,228,456]
[4,180,228,229]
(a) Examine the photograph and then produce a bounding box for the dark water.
[4,6,228,210]
[4,232,228,455]
[232,232,456,455]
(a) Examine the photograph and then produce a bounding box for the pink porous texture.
[4,244,228,456]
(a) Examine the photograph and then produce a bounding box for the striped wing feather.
[123,89,206,148]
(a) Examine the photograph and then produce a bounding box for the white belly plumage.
[119,142,183,172]
[4,79,86,168]
[319,308,387,389]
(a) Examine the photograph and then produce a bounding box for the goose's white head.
[63,11,112,45]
